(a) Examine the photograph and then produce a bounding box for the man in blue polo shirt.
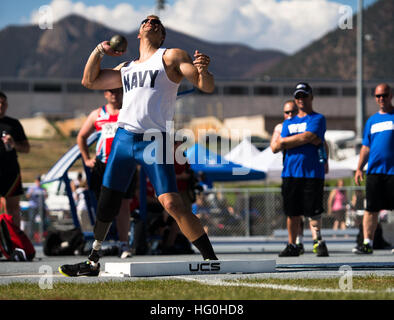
[272,82,329,257]
[354,83,394,254]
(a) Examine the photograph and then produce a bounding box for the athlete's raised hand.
[96,41,125,57]
[193,50,211,74]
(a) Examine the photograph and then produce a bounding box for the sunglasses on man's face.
[375,93,389,99]
[141,18,162,26]
[295,93,309,99]
[284,110,297,115]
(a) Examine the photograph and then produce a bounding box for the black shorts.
[366,174,394,212]
[90,158,135,200]
[0,163,24,197]
[281,177,324,217]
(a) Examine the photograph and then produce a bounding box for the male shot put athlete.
[59,15,217,276]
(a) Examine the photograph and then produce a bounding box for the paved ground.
[0,237,393,285]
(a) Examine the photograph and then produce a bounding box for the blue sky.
[0,0,378,53]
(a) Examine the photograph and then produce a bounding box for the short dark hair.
[0,91,7,100]
[284,100,296,106]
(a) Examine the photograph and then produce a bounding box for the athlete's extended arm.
[354,145,370,186]
[177,49,214,93]
[77,109,99,168]
[81,42,124,90]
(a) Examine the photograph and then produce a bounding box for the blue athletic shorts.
[102,127,178,197]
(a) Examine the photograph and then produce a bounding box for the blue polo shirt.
[362,111,394,175]
[281,112,326,179]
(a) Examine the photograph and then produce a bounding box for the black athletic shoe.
[296,243,305,255]
[353,243,373,254]
[279,244,299,257]
[59,260,100,277]
[314,240,329,257]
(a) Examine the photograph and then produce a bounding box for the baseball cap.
[293,82,313,97]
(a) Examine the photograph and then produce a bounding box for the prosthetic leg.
[88,187,125,264]
[59,187,124,277]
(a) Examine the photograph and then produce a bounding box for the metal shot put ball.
[109,35,128,52]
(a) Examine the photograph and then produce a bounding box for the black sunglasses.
[295,93,309,99]
[375,93,389,99]
[284,110,297,114]
[141,18,162,26]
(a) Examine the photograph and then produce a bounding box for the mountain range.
[265,0,393,80]
[0,0,392,81]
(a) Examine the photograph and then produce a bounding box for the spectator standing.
[0,91,30,228]
[73,179,93,232]
[25,175,48,240]
[354,83,394,254]
[272,83,329,257]
[270,100,306,254]
[327,179,347,231]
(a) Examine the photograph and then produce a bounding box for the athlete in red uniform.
[76,88,133,259]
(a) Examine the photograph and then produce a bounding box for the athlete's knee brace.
[96,186,124,222]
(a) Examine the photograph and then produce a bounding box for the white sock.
[363,238,373,246]
[296,236,303,245]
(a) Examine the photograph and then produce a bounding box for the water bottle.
[317,143,327,163]
[2,130,12,151]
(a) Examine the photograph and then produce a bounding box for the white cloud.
[30,0,147,33]
[30,0,345,54]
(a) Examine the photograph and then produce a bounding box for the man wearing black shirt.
[0,91,30,228]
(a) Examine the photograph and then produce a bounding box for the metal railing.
[194,186,366,237]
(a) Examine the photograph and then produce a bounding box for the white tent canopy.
[247,147,283,179]
[223,138,261,168]
[336,154,367,171]
[224,143,355,181]
[327,158,356,179]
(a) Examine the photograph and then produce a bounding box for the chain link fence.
[33,184,369,240]
[194,186,367,237]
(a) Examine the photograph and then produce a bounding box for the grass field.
[1,276,393,300]
[18,137,83,183]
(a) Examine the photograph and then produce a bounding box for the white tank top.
[118,48,180,133]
